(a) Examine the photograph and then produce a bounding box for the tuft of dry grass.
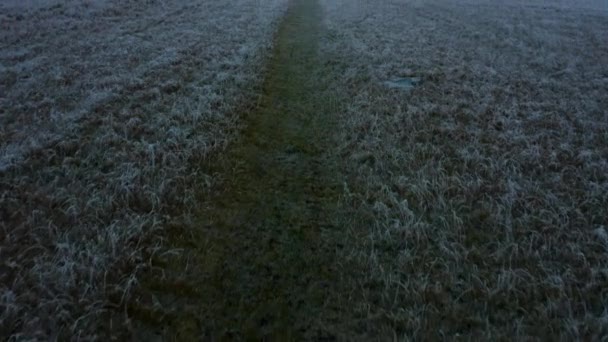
[0,0,287,339]
[320,0,608,338]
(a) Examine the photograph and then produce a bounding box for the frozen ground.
[0,0,287,339]
[320,0,608,338]
[2,0,607,339]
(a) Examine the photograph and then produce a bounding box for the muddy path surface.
[133,0,359,339]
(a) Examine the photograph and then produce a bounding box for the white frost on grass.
[321,0,608,338]
[0,0,288,339]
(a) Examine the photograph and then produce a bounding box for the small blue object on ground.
[383,77,422,90]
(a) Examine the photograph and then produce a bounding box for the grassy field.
[128,1,360,337]
[0,0,287,339]
[321,0,608,338]
[1,0,607,339]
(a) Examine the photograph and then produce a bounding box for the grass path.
[134,0,357,338]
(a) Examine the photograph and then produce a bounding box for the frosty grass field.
[0,0,288,338]
[1,0,607,339]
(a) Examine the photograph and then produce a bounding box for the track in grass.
[132,0,354,338]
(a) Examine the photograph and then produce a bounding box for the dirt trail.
[134,0,355,338]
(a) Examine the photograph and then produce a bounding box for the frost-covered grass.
[321,0,608,338]
[0,0,287,339]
